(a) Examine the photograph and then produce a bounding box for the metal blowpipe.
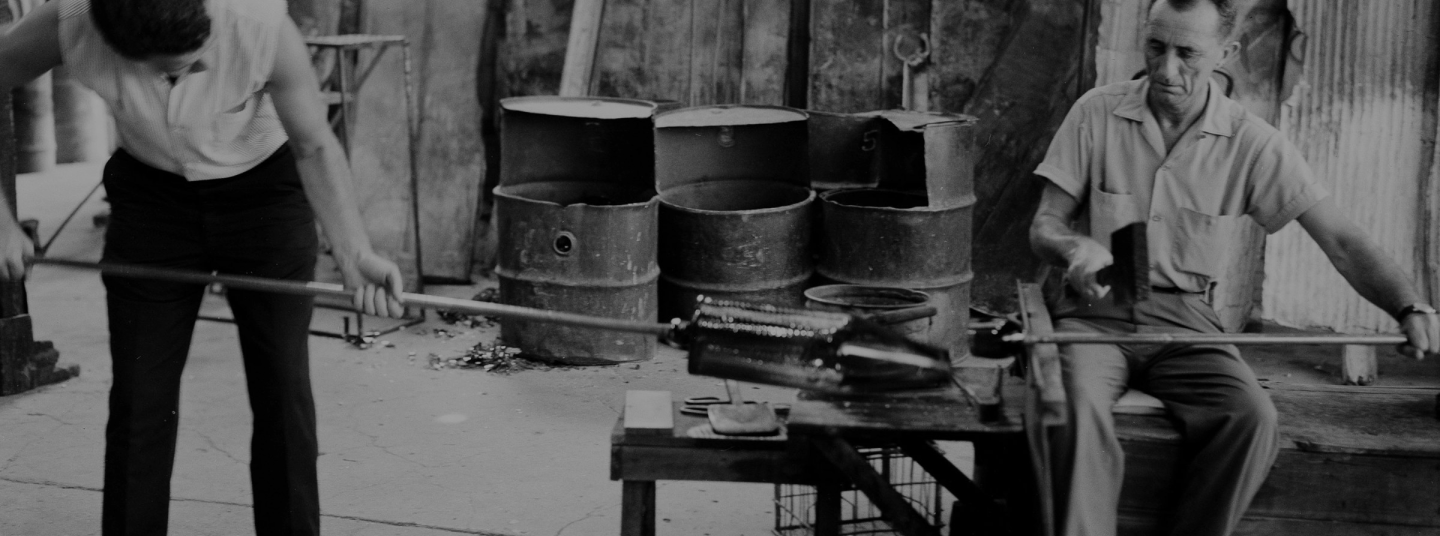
[1006,332,1409,346]
[33,258,949,379]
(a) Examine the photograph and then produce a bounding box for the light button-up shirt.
[1035,78,1328,293]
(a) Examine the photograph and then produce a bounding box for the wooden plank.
[1270,388,1440,457]
[333,1,422,291]
[620,480,656,536]
[810,0,884,112]
[949,0,1089,315]
[500,0,570,97]
[882,0,930,110]
[810,435,941,536]
[783,0,810,108]
[413,0,486,280]
[1342,344,1378,385]
[559,0,605,96]
[590,0,647,98]
[1018,283,1066,422]
[639,0,693,102]
[688,0,744,105]
[1121,512,1440,536]
[623,390,674,435]
[898,440,998,513]
[926,0,1023,114]
[1119,441,1440,528]
[612,444,824,483]
[739,0,789,105]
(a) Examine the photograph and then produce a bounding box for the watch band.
[1394,303,1438,322]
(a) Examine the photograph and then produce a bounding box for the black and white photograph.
[0,0,1437,535]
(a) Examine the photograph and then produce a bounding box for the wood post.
[559,0,604,97]
[619,480,656,536]
[1342,344,1378,386]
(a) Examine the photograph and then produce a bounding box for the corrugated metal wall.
[1262,0,1438,333]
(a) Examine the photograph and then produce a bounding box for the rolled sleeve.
[1246,132,1330,233]
[1034,98,1092,200]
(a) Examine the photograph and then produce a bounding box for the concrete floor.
[3,162,1438,536]
[0,163,807,535]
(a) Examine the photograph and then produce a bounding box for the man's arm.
[0,1,62,280]
[1297,197,1439,358]
[1030,182,1114,301]
[267,17,404,317]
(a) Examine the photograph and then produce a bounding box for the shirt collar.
[1113,77,1235,138]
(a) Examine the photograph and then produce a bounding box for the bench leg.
[621,480,656,536]
[1342,344,1377,386]
[815,481,842,536]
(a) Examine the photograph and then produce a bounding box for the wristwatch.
[1394,303,1438,322]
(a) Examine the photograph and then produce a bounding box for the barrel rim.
[820,187,976,212]
[500,96,658,119]
[655,104,808,128]
[494,182,660,209]
[857,110,979,131]
[803,284,931,310]
[659,181,815,215]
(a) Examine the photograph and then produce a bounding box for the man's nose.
[1158,51,1182,81]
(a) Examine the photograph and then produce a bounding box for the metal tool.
[34,258,951,394]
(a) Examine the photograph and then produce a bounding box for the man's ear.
[1218,39,1241,67]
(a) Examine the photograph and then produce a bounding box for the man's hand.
[338,251,406,318]
[1398,311,1440,360]
[0,224,34,282]
[1065,237,1113,301]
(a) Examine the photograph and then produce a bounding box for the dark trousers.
[1050,290,1279,536]
[99,146,321,536]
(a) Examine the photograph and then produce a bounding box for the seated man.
[1028,0,1439,535]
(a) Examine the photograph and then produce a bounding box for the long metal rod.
[1012,333,1409,346]
[34,258,674,337]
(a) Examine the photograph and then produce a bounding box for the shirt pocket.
[1172,207,1237,279]
[1089,188,1141,248]
[212,95,256,143]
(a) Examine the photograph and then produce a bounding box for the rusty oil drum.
[804,284,933,340]
[494,97,660,365]
[654,105,814,321]
[815,113,977,359]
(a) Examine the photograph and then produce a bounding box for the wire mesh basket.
[773,445,949,535]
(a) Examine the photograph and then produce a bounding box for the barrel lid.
[502,96,658,119]
[655,105,807,128]
[858,110,977,131]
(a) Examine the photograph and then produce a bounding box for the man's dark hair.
[90,0,211,59]
[1150,0,1238,39]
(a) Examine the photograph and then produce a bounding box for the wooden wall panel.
[740,0,790,105]
[927,0,1024,114]
[810,0,884,112]
[591,0,648,98]
[636,0,694,102]
[413,0,487,280]
[958,0,1092,314]
[345,1,422,290]
[688,0,745,104]
[502,0,571,98]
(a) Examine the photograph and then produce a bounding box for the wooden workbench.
[611,377,1038,536]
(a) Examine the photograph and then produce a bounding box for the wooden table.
[611,377,1037,536]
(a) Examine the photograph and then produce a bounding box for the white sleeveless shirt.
[57,0,290,180]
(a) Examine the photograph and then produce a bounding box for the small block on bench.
[1114,389,1166,416]
[624,390,673,436]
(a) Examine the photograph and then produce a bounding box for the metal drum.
[494,97,660,365]
[805,284,933,340]
[816,112,977,360]
[807,111,878,191]
[654,105,814,321]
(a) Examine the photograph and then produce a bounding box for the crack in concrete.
[0,475,517,535]
[193,429,245,465]
[552,500,614,536]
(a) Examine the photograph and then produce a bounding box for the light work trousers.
[1050,289,1280,536]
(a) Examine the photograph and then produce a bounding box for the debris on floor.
[429,341,562,374]
[435,288,501,329]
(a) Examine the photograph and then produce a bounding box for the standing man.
[0,0,408,534]
[1029,0,1440,535]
